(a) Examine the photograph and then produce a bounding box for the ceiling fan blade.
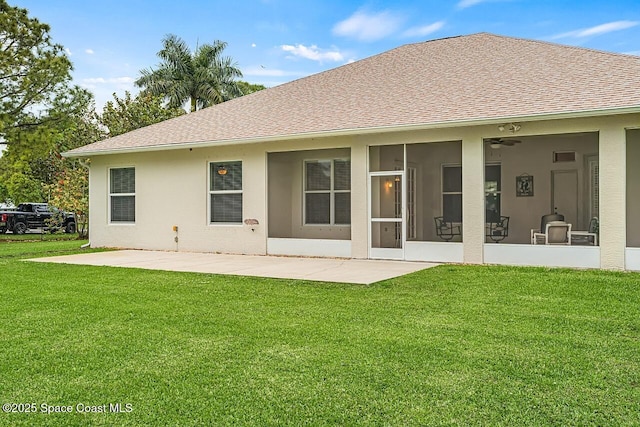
[502,139,521,146]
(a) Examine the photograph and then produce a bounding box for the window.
[485,164,501,222]
[304,159,350,225]
[442,165,462,222]
[210,161,242,223]
[441,164,501,223]
[109,167,135,223]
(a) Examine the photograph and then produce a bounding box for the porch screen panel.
[109,167,135,223]
[334,192,351,224]
[210,161,242,224]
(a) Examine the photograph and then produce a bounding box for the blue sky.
[10,0,640,111]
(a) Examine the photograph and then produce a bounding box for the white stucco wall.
[86,113,639,269]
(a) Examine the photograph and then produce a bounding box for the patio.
[29,250,439,284]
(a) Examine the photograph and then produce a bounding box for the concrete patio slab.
[29,250,439,284]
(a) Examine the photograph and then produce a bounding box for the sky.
[9,0,640,112]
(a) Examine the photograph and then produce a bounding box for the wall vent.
[553,151,576,162]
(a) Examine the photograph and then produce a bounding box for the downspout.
[78,158,91,248]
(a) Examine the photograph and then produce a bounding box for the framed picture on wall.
[516,174,534,197]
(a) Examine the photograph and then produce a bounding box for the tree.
[135,34,243,112]
[237,81,266,96]
[40,91,185,236]
[45,164,89,237]
[0,0,73,136]
[0,87,100,204]
[100,91,185,137]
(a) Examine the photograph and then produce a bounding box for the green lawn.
[0,232,81,243]
[0,241,639,426]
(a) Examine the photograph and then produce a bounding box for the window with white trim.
[441,164,501,223]
[304,159,350,225]
[442,165,462,222]
[210,161,242,223]
[109,167,135,223]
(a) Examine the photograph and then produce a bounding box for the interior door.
[369,171,404,259]
[552,170,578,228]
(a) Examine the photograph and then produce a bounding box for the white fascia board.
[62,105,640,158]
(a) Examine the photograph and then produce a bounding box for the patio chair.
[530,214,565,244]
[434,216,461,241]
[486,216,509,242]
[532,221,572,245]
[570,217,599,245]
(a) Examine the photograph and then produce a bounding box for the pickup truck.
[0,203,76,234]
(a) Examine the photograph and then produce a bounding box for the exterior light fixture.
[217,165,228,175]
[498,123,522,133]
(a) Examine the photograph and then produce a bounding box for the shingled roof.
[65,32,640,156]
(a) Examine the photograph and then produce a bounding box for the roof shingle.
[66,33,640,156]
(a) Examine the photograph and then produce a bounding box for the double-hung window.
[304,159,350,225]
[441,164,501,223]
[442,165,462,223]
[210,161,242,224]
[109,167,136,223]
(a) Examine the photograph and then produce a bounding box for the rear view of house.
[64,33,640,270]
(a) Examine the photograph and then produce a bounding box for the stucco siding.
[86,114,639,270]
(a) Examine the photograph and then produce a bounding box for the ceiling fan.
[486,138,521,148]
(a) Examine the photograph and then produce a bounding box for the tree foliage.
[135,34,243,112]
[237,81,266,96]
[0,5,197,238]
[45,164,88,237]
[0,0,73,136]
[101,91,185,137]
[0,87,100,204]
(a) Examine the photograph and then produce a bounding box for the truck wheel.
[13,222,27,235]
[65,222,76,234]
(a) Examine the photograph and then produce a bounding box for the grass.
[0,232,81,243]
[0,241,639,426]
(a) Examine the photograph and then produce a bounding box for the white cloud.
[333,9,404,42]
[281,44,344,62]
[64,48,72,56]
[457,0,488,9]
[85,48,95,54]
[251,43,256,48]
[551,20,639,39]
[402,21,445,38]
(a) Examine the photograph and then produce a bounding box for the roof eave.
[62,105,640,158]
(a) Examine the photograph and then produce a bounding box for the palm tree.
[135,34,243,112]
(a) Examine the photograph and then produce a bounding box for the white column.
[462,134,485,264]
[351,143,369,258]
[599,126,626,270]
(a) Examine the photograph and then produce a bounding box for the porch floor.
[29,250,439,284]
